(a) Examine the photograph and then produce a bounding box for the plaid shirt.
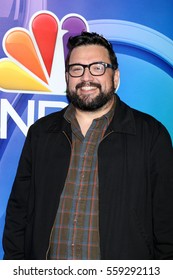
[48,100,115,259]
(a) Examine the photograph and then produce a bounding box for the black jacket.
[3,95,173,259]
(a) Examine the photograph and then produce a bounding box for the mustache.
[76,82,101,90]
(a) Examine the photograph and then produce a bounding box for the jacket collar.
[105,94,136,135]
[47,94,136,136]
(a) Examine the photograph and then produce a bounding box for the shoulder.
[28,106,69,134]
[117,96,172,146]
[119,96,165,130]
[131,106,169,137]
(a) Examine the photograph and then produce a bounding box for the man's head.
[65,32,119,112]
[65,32,118,70]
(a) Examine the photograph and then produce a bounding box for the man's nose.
[81,67,94,80]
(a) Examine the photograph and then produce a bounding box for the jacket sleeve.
[2,127,33,259]
[151,123,173,259]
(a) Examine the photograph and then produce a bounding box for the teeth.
[81,86,96,90]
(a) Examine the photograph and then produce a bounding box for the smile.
[80,86,97,91]
[76,82,101,92]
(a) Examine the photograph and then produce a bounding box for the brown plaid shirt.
[48,99,115,259]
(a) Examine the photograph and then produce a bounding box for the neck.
[75,97,114,136]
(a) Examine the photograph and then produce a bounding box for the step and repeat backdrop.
[0,0,173,259]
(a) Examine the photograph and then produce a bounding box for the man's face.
[66,45,119,111]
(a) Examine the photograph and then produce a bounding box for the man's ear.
[113,69,120,90]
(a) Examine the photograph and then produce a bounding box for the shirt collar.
[64,95,116,125]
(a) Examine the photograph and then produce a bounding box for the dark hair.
[65,31,118,70]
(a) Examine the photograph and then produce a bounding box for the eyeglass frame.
[66,61,116,77]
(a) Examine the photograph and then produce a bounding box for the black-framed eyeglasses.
[67,61,115,77]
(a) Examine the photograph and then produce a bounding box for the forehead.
[69,45,110,64]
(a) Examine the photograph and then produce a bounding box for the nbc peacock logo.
[0,11,89,95]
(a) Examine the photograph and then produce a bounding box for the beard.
[66,81,115,112]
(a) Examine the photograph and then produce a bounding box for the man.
[3,32,173,260]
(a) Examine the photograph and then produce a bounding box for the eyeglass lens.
[69,62,106,77]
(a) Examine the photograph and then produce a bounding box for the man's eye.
[93,64,103,71]
[72,66,82,72]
